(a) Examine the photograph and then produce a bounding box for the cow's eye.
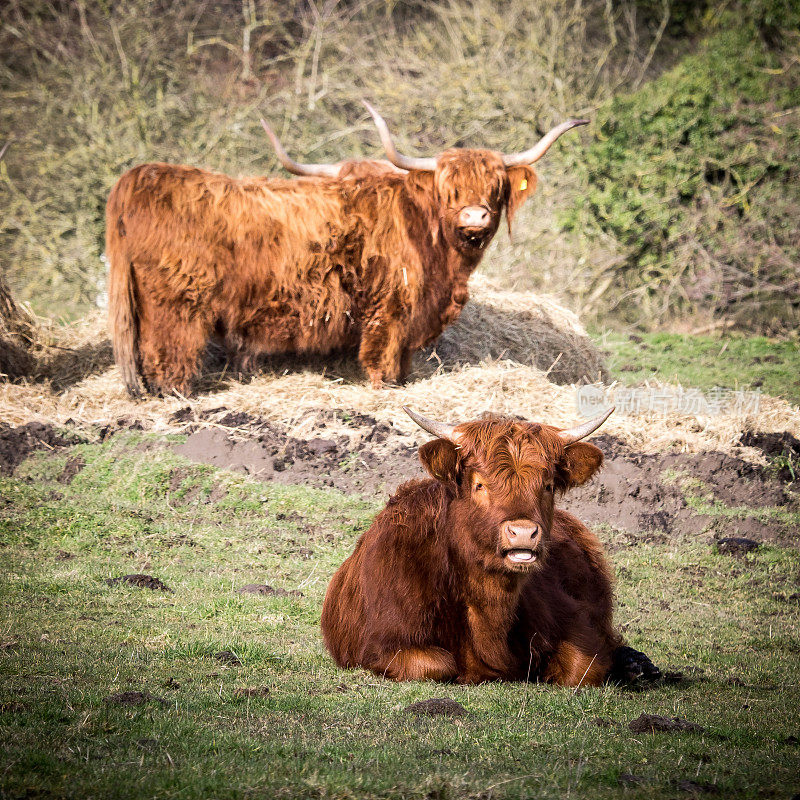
[545,482,554,493]
[474,481,484,491]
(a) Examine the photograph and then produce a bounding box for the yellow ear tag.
[519,178,528,191]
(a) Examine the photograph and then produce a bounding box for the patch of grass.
[599,331,800,403]
[1,435,800,798]
[683,494,800,528]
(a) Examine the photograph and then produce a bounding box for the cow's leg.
[371,647,458,682]
[358,309,408,388]
[544,640,611,688]
[137,302,210,396]
[398,346,414,384]
[456,605,516,683]
[608,645,662,685]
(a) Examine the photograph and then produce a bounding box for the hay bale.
[0,279,112,390]
[0,276,35,380]
[32,311,113,391]
[418,274,607,384]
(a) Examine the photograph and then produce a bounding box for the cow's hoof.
[371,379,401,390]
[609,646,662,686]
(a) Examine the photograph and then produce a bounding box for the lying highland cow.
[107,104,586,396]
[321,407,660,686]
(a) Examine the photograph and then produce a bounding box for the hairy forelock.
[435,150,508,204]
[455,419,564,491]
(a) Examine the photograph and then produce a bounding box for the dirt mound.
[628,714,704,734]
[0,422,77,476]
[104,690,166,707]
[740,430,800,483]
[105,574,173,592]
[403,698,467,718]
[567,434,798,544]
[172,410,799,545]
[174,409,419,498]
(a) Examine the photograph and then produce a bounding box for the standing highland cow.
[321,407,661,686]
[107,104,586,396]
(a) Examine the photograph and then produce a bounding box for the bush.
[562,10,800,331]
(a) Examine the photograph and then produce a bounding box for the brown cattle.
[321,407,661,686]
[107,105,586,396]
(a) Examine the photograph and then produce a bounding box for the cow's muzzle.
[456,206,493,249]
[500,520,544,571]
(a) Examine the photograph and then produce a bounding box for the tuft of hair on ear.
[418,439,460,483]
[555,441,603,492]
[505,165,538,238]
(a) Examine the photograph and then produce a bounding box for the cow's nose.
[506,523,541,547]
[458,206,491,228]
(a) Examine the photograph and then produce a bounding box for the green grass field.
[2,435,799,799]
[601,332,800,405]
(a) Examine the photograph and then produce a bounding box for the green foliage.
[1,437,800,798]
[565,16,800,330]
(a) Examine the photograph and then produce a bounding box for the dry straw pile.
[1,275,798,460]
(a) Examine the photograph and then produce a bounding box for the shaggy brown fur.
[321,417,657,686]
[106,149,538,396]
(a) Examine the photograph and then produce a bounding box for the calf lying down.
[321,407,660,686]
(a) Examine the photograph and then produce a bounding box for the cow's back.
[320,537,368,668]
[108,163,345,300]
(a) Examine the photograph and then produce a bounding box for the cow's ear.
[505,166,538,238]
[556,442,603,491]
[418,439,460,484]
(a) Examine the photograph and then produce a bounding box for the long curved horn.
[558,406,614,444]
[260,118,340,178]
[403,406,460,441]
[363,101,437,172]
[502,119,589,167]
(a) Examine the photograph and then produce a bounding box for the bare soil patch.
[403,698,467,718]
[0,422,79,476]
[214,650,242,666]
[173,409,416,498]
[57,455,85,484]
[628,714,705,734]
[238,584,304,598]
[105,574,173,592]
[104,690,167,707]
[171,409,799,545]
